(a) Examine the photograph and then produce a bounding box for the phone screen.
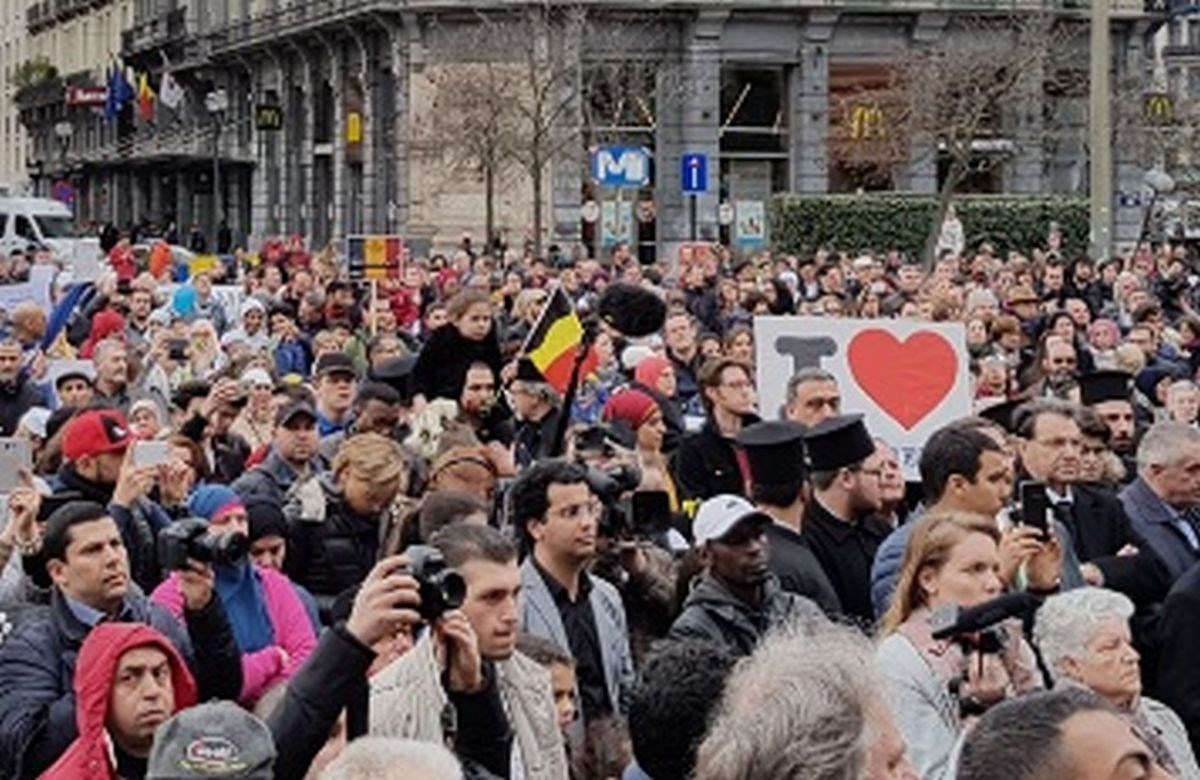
[133,440,171,468]
[1019,481,1050,536]
[0,438,31,492]
[631,490,671,537]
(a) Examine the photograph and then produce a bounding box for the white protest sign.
[754,316,971,478]
[0,266,54,313]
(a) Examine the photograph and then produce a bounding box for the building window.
[719,66,787,155]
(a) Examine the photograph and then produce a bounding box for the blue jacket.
[1120,477,1200,584]
[871,523,913,619]
[0,589,241,778]
[274,339,311,377]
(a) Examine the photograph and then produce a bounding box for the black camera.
[406,544,466,622]
[158,517,248,570]
[585,464,641,506]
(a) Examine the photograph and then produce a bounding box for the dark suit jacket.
[1156,561,1200,752]
[1064,484,1169,607]
[1120,478,1200,585]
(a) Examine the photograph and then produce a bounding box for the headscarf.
[80,309,126,359]
[603,388,659,430]
[634,354,672,389]
[186,485,274,653]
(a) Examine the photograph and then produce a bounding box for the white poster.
[600,201,634,248]
[735,200,766,248]
[754,316,971,478]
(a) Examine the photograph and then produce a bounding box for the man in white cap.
[668,494,824,656]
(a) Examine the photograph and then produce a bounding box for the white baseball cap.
[692,494,772,547]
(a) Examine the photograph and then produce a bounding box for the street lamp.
[1138,168,1176,247]
[205,88,229,246]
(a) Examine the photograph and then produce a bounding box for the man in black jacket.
[673,357,759,503]
[801,415,890,624]
[511,358,562,467]
[0,501,241,778]
[0,336,46,436]
[737,420,841,615]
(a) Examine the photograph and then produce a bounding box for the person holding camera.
[370,524,570,780]
[0,501,241,778]
[513,459,635,749]
[150,485,316,705]
[877,513,1052,780]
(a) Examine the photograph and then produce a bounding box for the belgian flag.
[522,287,598,393]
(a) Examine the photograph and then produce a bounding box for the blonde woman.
[877,514,1052,780]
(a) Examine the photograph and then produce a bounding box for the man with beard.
[1082,371,1140,481]
[458,362,513,447]
[802,415,890,624]
[669,494,824,656]
[370,524,569,780]
[233,399,325,507]
[0,335,45,435]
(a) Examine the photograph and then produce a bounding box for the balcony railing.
[123,7,190,56]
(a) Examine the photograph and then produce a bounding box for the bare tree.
[425,5,681,256]
[424,61,520,249]
[829,14,1085,264]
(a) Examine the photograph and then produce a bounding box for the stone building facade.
[13,0,1165,255]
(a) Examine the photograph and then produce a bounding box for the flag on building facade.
[136,72,156,121]
[521,287,598,393]
[159,70,185,110]
[104,64,134,123]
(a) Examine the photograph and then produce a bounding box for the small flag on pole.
[521,287,599,393]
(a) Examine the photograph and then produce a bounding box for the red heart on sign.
[847,329,958,430]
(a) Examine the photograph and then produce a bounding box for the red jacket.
[40,623,197,780]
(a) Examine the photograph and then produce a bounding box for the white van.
[0,197,101,269]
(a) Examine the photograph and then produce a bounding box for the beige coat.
[370,633,569,780]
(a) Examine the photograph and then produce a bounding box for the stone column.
[657,10,725,267]
[391,14,416,238]
[549,12,584,251]
[791,12,837,193]
[899,14,948,194]
[1006,43,1045,194]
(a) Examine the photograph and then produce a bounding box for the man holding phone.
[1015,399,1167,607]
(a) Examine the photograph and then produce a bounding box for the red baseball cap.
[62,409,131,461]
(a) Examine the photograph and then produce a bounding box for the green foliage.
[12,58,58,92]
[770,193,1089,258]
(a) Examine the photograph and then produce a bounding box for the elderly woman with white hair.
[1034,587,1200,779]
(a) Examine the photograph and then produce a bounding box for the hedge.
[769,193,1089,259]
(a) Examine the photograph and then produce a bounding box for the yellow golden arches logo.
[850,104,887,140]
[1145,93,1173,124]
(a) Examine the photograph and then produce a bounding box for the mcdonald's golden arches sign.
[1144,93,1174,125]
[850,103,887,140]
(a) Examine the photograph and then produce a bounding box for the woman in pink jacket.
[152,484,316,705]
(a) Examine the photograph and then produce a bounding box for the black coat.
[413,324,503,403]
[802,499,891,625]
[514,408,561,467]
[1059,484,1170,608]
[672,417,757,502]
[0,378,46,437]
[0,589,241,778]
[765,521,842,616]
[284,476,384,620]
[1156,561,1200,753]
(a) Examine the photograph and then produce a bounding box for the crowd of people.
[0,226,1199,779]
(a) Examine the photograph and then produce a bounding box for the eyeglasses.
[720,380,755,392]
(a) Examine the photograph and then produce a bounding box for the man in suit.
[1016,399,1168,608]
[512,459,634,749]
[1119,421,1200,585]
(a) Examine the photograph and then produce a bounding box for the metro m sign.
[590,146,651,187]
